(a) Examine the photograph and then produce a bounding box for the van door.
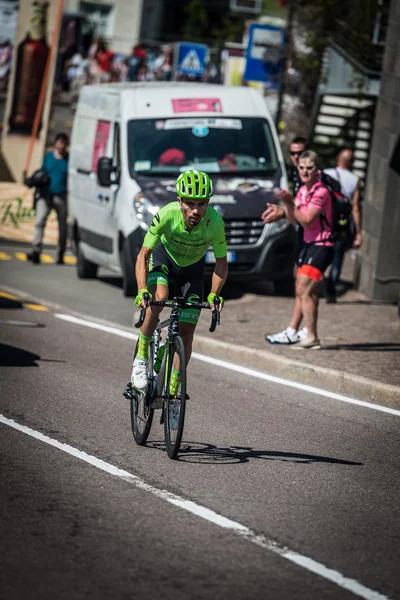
[69,115,97,254]
[105,121,122,270]
[87,119,114,267]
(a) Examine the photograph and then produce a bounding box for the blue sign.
[175,42,208,77]
[243,24,285,89]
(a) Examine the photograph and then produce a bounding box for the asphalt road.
[0,244,399,600]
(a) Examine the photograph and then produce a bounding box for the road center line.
[55,313,400,417]
[0,414,389,600]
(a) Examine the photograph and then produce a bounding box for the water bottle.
[154,344,165,372]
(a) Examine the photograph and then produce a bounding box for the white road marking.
[56,313,138,340]
[191,354,400,417]
[55,313,400,417]
[0,414,389,600]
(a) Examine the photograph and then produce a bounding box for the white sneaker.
[297,327,308,341]
[265,327,300,345]
[131,358,148,390]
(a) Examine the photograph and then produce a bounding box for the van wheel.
[77,240,98,279]
[120,238,137,297]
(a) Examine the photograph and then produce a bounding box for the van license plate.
[206,251,236,264]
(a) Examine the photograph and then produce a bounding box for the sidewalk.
[194,255,400,408]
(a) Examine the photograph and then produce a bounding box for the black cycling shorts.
[297,244,334,281]
[147,243,205,324]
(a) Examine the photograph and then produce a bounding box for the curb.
[1,284,399,410]
[193,334,400,409]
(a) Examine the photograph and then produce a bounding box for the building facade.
[64,0,143,54]
[359,0,400,303]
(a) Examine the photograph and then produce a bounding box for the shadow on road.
[0,344,41,367]
[0,344,67,367]
[322,343,400,352]
[0,296,24,309]
[146,441,364,466]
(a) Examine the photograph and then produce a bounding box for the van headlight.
[269,218,290,235]
[133,193,159,231]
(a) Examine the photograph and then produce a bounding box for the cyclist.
[130,169,228,393]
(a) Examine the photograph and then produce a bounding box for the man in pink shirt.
[266,150,334,348]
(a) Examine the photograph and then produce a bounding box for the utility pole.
[275,0,294,129]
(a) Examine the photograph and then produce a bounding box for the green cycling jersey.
[143,201,227,267]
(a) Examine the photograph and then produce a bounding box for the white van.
[68,82,296,296]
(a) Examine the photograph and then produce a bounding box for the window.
[113,122,121,170]
[127,117,279,177]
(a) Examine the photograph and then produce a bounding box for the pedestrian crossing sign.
[175,42,208,77]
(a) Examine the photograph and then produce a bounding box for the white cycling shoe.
[131,358,148,390]
[265,327,308,345]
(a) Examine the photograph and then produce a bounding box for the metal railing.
[332,20,386,75]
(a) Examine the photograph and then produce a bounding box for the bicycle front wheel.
[164,335,187,459]
[130,340,154,445]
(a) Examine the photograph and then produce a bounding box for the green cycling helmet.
[176,170,214,199]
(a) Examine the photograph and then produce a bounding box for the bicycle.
[123,294,221,459]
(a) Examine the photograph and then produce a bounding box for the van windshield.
[127,117,280,176]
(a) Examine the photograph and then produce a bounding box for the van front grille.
[224,219,264,246]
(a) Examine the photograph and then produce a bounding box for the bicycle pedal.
[123,382,134,400]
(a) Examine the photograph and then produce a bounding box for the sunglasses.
[290,151,302,156]
[298,166,315,172]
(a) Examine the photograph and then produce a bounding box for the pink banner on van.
[92,121,111,172]
[172,98,223,113]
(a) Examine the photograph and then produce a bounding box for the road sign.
[174,42,208,77]
[230,0,262,14]
[243,23,285,89]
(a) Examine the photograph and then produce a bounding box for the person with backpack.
[265,150,334,348]
[26,133,69,265]
[262,136,309,344]
[323,149,362,303]
[261,136,308,224]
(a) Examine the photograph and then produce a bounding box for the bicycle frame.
[153,298,193,403]
[128,294,221,457]
[135,295,220,406]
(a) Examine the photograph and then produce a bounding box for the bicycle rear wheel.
[164,335,187,459]
[130,340,154,445]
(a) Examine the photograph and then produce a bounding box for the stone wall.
[359,0,400,302]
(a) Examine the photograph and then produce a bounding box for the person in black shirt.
[287,136,308,195]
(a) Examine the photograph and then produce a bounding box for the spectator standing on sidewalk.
[266,150,334,348]
[126,43,146,82]
[88,39,113,84]
[137,62,155,82]
[154,45,173,81]
[262,136,309,344]
[287,136,308,196]
[26,133,69,265]
[261,136,308,224]
[323,148,362,303]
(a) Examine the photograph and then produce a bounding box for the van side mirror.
[97,156,119,187]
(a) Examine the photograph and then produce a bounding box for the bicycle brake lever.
[134,292,150,328]
[209,297,220,332]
